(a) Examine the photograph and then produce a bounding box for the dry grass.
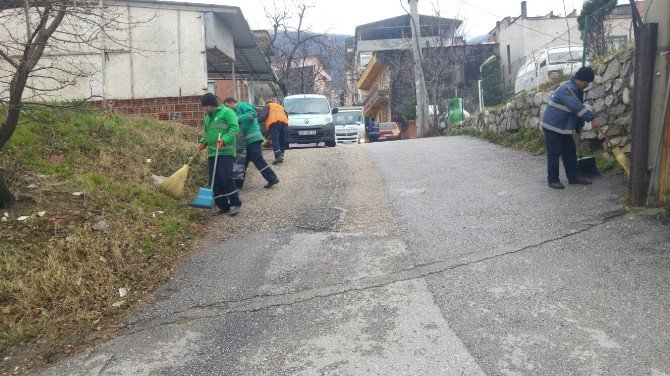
[0,107,211,373]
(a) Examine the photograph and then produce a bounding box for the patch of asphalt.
[42,144,483,375]
[365,136,670,374]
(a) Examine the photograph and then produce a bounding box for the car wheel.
[325,140,336,147]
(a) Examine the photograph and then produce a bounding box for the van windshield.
[284,98,330,115]
[333,111,363,125]
[549,50,583,64]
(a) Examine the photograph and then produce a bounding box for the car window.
[333,111,363,125]
[283,98,330,115]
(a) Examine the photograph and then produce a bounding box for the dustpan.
[190,187,215,208]
[576,132,601,178]
[189,133,221,209]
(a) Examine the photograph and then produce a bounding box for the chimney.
[521,1,527,18]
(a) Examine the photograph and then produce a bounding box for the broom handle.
[187,149,202,166]
[210,133,222,191]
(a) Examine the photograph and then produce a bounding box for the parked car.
[283,94,337,147]
[515,46,585,94]
[377,122,401,141]
[333,107,365,144]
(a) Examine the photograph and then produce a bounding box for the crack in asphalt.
[125,209,628,336]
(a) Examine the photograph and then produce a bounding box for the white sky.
[193,0,630,38]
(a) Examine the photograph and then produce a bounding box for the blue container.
[189,187,215,209]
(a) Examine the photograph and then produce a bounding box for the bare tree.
[264,1,334,98]
[0,1,152,208]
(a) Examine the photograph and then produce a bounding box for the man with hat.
[540,66,602,189]
[198,93,242,216]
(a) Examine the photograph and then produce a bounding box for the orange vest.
[267,102,289,127]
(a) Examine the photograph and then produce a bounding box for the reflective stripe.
[212,145,234,151]
[541,122,576,135]
[548,101,571,113]
[213,195,224,199]
[223,190,238,197]
[245,131,262,140]
[577,107,588,117]
[259,165,270,172]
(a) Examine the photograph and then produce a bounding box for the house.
[0,0,275,126]
[603,2,645,51]
[357,54,391,123]
[284,55,332,99]
[351,14,462,105]
[489,1,579,90]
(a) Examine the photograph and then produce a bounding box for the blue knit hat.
[575,67,595,82]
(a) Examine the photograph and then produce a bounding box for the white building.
[0,0,274,125]
[490,1,579,90]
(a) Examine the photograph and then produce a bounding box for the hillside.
[0,107,210,373]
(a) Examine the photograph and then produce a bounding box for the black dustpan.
[576,133,601,178]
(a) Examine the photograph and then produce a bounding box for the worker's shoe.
[548,181,565,190]
[212,208,230,216]
[264,178,279,189]
[272,155,284,165]
[568,177,593,185]
[228,206,241,217]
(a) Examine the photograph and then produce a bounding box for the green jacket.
[236,102,265,145]
[199,105,238,158]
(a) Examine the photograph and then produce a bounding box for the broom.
[604,132,630,177]
[159,149,202,199]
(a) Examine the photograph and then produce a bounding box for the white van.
[514,46,585,94]
[283,94,337,147]
[333,106,365,144]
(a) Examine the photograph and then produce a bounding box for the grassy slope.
[0,107,209,371]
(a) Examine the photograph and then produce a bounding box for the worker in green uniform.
[198,93,242,216]
[223,97,279,189]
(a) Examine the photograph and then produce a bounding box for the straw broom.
[159,149,202,199]
[604,132,630,177]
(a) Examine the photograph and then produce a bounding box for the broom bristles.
[159,164,190,199]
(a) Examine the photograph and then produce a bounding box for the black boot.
[548,181,565,189]
[264,178,279,189]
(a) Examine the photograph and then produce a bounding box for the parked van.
[333,106,365,144]
[514,46,585,94]
[283,94,337,147]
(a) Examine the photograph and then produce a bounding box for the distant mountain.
[466,34,491,45]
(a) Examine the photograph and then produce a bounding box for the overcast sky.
[194,0,630,38]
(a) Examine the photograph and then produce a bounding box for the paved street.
[44,136,670,375]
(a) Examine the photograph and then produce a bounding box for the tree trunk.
[0,171,15,209]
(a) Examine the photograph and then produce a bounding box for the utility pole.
[408,0,430,137]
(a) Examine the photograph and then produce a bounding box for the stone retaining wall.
[450,48,635,155]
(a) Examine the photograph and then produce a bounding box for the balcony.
[362,87,390,116]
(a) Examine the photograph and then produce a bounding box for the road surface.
[44,136,670,375]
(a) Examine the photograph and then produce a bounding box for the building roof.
[355,14,462,41]
[115,0,276,81]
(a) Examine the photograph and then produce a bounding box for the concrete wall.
[0,5,216,102]
[645,0,670,205]
[499,17,579,89]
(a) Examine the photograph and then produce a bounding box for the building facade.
[0,0,274,126]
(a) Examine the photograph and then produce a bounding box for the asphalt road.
[43,136,670,375]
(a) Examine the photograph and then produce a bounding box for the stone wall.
[450,48,635,155]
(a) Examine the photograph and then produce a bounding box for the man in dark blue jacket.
[541,67,602,189]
